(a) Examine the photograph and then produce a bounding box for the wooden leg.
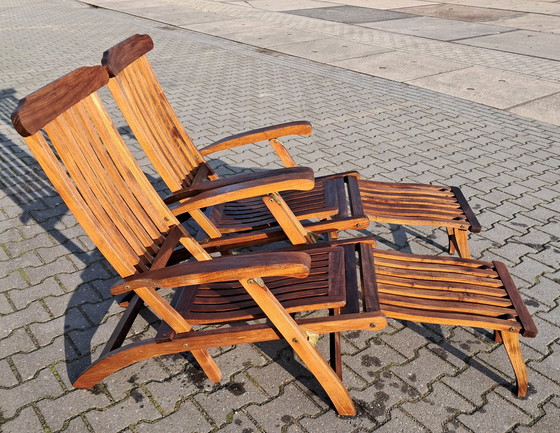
[446,227,456,255]
[454,229,471,259]
[447,228,470,258]
[241,278,356,415]
[501,331,528,397]
[330,309,342,380]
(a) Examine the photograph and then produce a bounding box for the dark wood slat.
[102,34,154,77]
[493,261,538,338]
[452,186,482,233]
[12,66,109,136]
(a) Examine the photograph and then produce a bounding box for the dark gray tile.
[284,6,414,24]
[398,4,522,22]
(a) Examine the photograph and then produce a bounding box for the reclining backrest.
[11,65,210,277]
[102,34,210,192]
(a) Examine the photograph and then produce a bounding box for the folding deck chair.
[102,34,481,258]
[11,63,536,416]
[10,64,387,416]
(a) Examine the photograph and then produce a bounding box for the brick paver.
[1,0,559,432]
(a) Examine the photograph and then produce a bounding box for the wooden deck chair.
[11,65,389,416]
[101,34,481,257]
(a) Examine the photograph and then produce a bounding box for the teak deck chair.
[11,65,389,416]
[12,63,536,408]
[101,34,481,257]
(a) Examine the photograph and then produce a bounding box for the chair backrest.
[11,65,210,278]
[102,34,209,193]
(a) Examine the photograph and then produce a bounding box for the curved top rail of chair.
[102,34,154,77]
[11,65,109,137]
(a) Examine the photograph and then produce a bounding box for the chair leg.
[241,279,356,415]
[447,228,471,258]
[501,331,528,397]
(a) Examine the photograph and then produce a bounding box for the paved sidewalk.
[85,0,560,126]
[1,0,559,432]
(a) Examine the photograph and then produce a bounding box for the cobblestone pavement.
[1,1,559,432]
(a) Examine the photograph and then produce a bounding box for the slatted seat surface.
[369,249,537,337]
[175,247,346,324]
[212,176,340,232]
[359,180,481,232]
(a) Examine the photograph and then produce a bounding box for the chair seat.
[369,248,537,337]
[358,180,481,232]
[163,247,348,327]
[210,174,354,232]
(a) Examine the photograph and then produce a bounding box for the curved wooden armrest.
[165,167,314,204]
[169,167,315,215]
[200,121,312,156]
[111,252,312,294]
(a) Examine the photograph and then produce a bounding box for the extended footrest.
[358,180,481,258]
[363,245,537,396]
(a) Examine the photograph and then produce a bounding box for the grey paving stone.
[0,367,64,419]
[361,16,510,41]
[244,382,322,430]
[398,4,522,22]
[0,327,36,359]
[195,374,273,426]
[458,391,532,432]
[0,406,46,433]
[85,390,161,432]
[284,6,414,24]
[457,30,560,61]
[0,359,18,387]
[509,92,560,127]
[136,401,213,433]
[37,388,111,432]
[408,66,560,109]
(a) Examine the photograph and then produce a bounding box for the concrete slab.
[327,0,437,9]
[397,4,523,22]
[271,37,392,63]
[481,13,560,34]
[509,93,560,126]
[284,6,414,24]
[457,30,560,61]
[408,65,560,109]
[360,16,511,41]
[217,26,326,48]
[330,51,467,81]
[243,0,334,11]
[184,18,270,37]
[117,6,236,26]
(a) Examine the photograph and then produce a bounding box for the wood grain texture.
[102,34,154,77]
[200,121,313,156]
[12,66,109,137]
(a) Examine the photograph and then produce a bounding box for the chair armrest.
[111,251,312,294]
[200,121,312,156]
[164,168,304,204]
[168,167,315,215]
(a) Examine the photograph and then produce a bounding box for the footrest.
[358,180,481,232]
[369,248,537,338]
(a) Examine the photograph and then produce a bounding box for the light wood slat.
[86,94,175,233]
[374,265,505,287]
[373,256,498,278]
[24,134,139,276]
[45,116,152,270]
[380,293,515,317]
[66,102,162,254]
[375,274,507,297]
[116,67,191,188]
[373,249,493,268]
[363,204,467,219]
[126,61,198,180]
[135,56,203,168]
[377,284,513,307]
[360,189,459,202]
[381,304,522,333]
[360,181,454,192]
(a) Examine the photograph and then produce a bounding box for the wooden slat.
[493,261,538,338]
